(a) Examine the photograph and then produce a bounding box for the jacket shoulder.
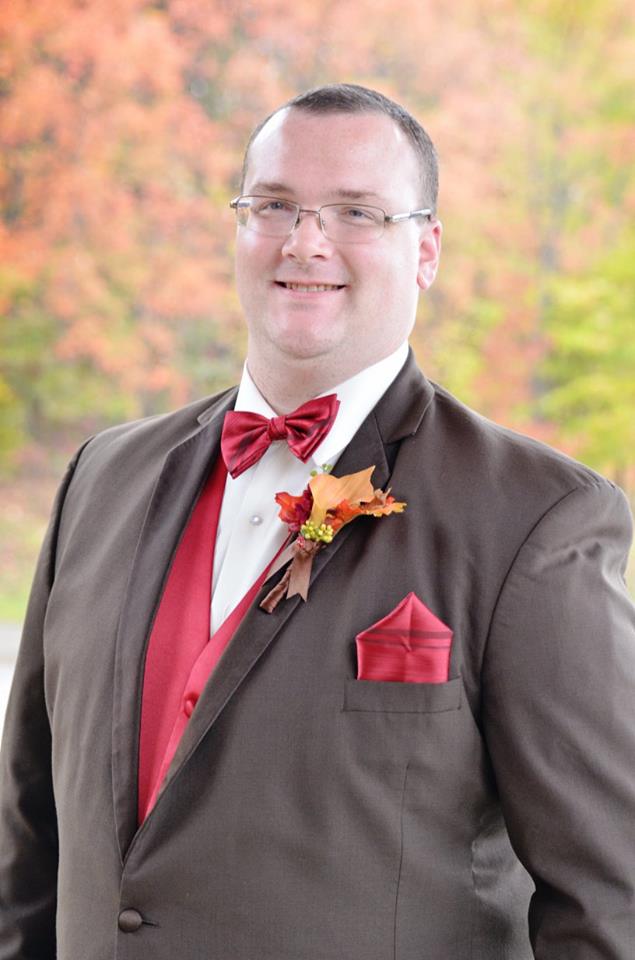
[427,380,613,499]
[75,387,236,473]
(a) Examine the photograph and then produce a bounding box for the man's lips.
[274,281,346,292]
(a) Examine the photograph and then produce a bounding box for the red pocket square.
[356,592,452,684]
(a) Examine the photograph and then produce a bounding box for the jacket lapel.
[112,389,236,859]
[153,353,434,814]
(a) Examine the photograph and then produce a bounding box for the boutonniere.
[260,465,406,613]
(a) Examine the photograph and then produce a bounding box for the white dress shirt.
[211,342,409,632]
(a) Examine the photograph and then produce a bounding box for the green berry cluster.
[300,520,334,543]
[310,464,333,478]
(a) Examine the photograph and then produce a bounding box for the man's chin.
[269,325,343,363]
[277,336,342,364]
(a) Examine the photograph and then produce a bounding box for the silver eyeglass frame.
[229,195,434,242]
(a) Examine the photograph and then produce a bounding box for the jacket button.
[118,908,143,932]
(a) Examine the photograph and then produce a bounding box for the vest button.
[183,694,197,718]
[118,908,143,933]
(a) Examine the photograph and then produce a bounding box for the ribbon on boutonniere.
[260,466,406,613]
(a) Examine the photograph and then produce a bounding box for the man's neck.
[245,358,340,414]
[246,344,404,414]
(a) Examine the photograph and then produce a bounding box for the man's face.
[236,108,441,376]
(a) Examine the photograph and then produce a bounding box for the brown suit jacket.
[1,353,634,959]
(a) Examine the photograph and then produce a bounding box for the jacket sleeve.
[482,479,635,959]
[0,445,88,959]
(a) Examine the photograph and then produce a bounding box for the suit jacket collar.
[373,347,434,444]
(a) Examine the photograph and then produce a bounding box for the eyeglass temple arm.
[385,209,433,223]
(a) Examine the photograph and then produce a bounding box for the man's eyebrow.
[246,182,385,204]
[247,181,292,196]
[329,188,384,202]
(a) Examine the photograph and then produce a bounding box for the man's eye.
[256,199,293,215]
[338,206,377,223]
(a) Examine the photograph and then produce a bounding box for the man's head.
[234,83,442,400]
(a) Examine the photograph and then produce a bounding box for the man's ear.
[416,219,442,291]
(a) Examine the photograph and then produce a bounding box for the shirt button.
[183,694,197,718]
[249,514,263,526]
[118,908,143,933]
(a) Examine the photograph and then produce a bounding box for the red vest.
[138,457,283,822]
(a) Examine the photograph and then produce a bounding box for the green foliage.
[0,375,25,464]
[540,229,635,475]
[0,472,55,622]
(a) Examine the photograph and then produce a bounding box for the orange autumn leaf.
[308,466,375,526]
[326,498,363,532]
[362,490,407,518]
[327,490,406,532]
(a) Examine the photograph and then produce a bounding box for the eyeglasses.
[229,195,433,244]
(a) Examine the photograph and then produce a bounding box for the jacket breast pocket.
[342,676,462,714]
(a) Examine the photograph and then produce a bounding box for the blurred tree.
[0,0,633,492]
[0,0,240,463]
[540,226,635,485]
[463,0,635,457]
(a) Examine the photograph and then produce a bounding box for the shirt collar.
[234,342,409,467]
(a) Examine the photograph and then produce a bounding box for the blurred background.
[1,0,634,716]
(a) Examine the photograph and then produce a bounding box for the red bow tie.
[221,394,340,479]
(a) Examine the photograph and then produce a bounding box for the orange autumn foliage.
[0,0,633,483]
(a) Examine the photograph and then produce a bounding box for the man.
[1,83,634,960]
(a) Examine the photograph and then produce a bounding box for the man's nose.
[281,210,333,260]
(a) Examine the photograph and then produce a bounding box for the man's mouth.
[275,282,346,292]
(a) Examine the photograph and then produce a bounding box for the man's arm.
[483,479,635,959]
[0,448,86,959]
